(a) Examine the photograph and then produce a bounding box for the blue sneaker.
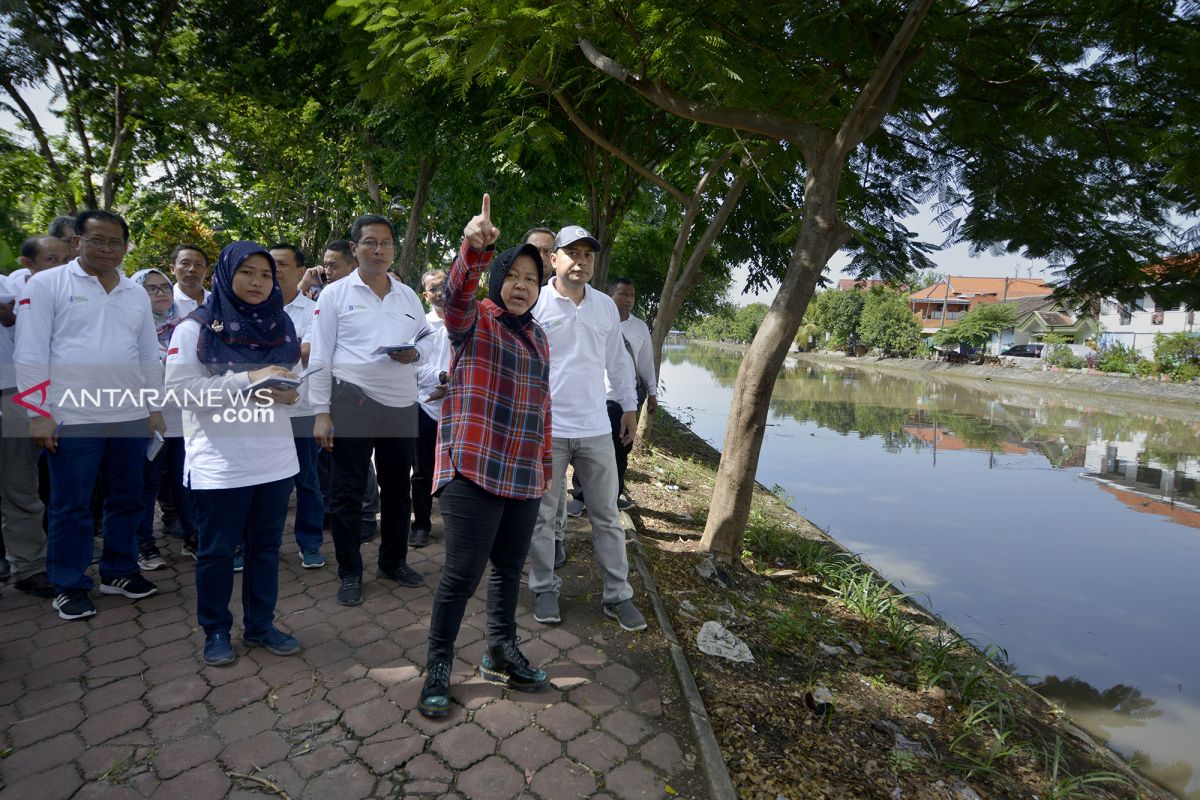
[204,632,236,666]
[300,548,325,569]
[243,627,300,656]
[233,550,244,572]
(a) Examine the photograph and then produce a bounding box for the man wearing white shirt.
[14,210,166,621]
[309,214,431,606]
[170,244,211,316]
[0,236,71,596]
[568,277,658,515]
[528,225,647,632]
[410,268,451,549]
[271,243,325,569]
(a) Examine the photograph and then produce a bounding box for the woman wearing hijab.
[419,196,553,718]
[131,267,198,569]
[165,242,303,666]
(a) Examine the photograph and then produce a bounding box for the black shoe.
[480,641,549,692]
[418,660,452,718]
[15,571,55,598]
[52,591,96,620]
[337,575,363,606]
[553,541,567,570]
[377,563,423,588]
[99,573,158,599]
[359,519,377,543]
[409,527,430,548]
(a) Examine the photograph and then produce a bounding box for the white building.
[1097,295,1196,358]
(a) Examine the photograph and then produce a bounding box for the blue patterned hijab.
[188,241,300,373]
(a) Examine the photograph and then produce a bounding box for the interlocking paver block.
[328,678,384,710]
[0,731,83,783]
[344,696,402,738]
[629,679,663,717]
[570,681,622,716]
[596,662,641,694]
[208,675,270,714]
[219,730,291,773]
[341,623,386,648]
[604,759,662,800]
[498,726,561,772]
[640,732,684,773]
[431,722,495,769]
[535,702,592,742]
[8,700,85,748]
[455,756,524,800]
[0,762,82,800]
[540,628,581,650]
[150,760,231,800]
[473,699,530,738]
[213,702,276,741]
[301,761,376,800]
[79,700,150,745]
[141,638,195,667]
[153,733,223,779]
[27,658,88,690]
[358,733,425,774]
[567,731,628,772]
[531,756,597,800]
[405,752,452,781]
[601,709,655,746]
[15,681,85,717]
[566,644,608,668]
[279,699,339,729]
[291,744,352,779]
[146,675,210,713]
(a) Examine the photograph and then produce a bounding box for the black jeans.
[426,474,540,665]
[411,408,439,531]
[329,381,416,578]
[573,400,633,502]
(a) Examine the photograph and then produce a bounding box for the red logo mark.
[13,380,52,418]
[167,347,179,355]
[18,298,30,306]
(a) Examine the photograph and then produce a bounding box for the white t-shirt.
[307,268,430,413]
[607,314,657,403]
[0,273,16,391]
[415,309,451,421]
[283,293,317,418]
[164,319,298,490]
[14,259,164,425]
[532,278,637,439]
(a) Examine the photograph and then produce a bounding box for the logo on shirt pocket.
[346,304,367,312]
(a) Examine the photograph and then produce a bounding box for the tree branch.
[577,37,826,157]
[834,0,934,156]
[0,76,76,214]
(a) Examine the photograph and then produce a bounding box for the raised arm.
[444,194,499,340]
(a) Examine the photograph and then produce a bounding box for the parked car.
[1001,343,1044,358]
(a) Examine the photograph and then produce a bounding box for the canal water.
[659,342,1200,799]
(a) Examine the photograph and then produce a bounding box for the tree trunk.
[363,128,383,209]
[700,152,850,562]
[0,78,77,214]
[397,155,437,282]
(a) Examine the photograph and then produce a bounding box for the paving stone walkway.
[0,510,708,800]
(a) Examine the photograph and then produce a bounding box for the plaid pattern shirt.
[433,240,552,500]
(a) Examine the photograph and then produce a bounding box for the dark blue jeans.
[46,420,148,592]
[192,477,291,636]
[138,437,195,549]
[290,416,324,552]
[426,475,540,665]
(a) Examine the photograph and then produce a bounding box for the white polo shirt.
[532,277,637,439]
[0,273,16,391]
[173,283,210,318]
[14,259,164,425]
[415,309,451,421]
[283,292,317,418]
[165,319,298,490]
[307,268,429,413]
[607,313,657,403]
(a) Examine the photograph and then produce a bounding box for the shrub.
[1153,332,1200,373]
[1045,344,1085,369]
[857,288,922,357]
[1097,342,1141,374]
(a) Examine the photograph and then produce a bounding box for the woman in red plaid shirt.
[419,195,554,718]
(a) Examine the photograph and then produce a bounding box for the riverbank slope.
[627,409,1175,799]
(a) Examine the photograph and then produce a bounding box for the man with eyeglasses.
[527,225,647,632]
[14,210,166,620]
[309,214,431,606]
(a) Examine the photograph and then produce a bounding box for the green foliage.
[124,204,220,276]
[932,303,1017,348]
[1045,344,1085,369]
[1152,332,1200,382]
[685,302,769,344]
[1096,342,1141,374]
[857,289,921,357]
[811,290,865,350]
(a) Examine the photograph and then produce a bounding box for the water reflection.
[660,343,1200,798]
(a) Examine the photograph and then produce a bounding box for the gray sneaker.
[603,599,647,632]
[533,592,561,624]
[566,498,585,517]
[616,492,635,511]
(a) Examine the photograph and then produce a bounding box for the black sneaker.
[409,527,430,548]
[52,591,96,620]
[359,519,377,542]
[480,641,549,692]
[418,660,452,718]
[377,563,423,588]
[138,543,166,571]
[181,538,199,561]
[99,574,158,599]
[337,575,363,606]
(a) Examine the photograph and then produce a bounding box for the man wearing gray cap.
[527,225,646,631]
